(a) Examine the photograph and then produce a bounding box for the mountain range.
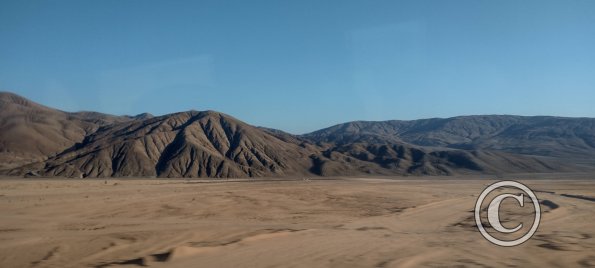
[1,91,594,178]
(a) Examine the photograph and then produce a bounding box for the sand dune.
[1,177,594,267]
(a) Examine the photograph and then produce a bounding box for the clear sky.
[1,0,594,134]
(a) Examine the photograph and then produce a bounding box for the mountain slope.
[13,111,316,178]
[0,92,130,170]
[1,92,592,178]
[308,141,576,176]
[303,115,595,160]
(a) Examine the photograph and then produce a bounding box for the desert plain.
[1,176,594,268]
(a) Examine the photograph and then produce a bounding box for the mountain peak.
[0,91,48,110]
[1,91,594,178]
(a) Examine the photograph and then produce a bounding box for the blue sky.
[1,0,594,134]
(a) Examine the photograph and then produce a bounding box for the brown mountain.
[0,92,130,170]
[302,115,595,161]
[1,92,592,178]
[11,110,317,178]
[311,142,576,176]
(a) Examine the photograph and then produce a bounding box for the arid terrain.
[2,2,594,268]
[2,92,595,179]
[1,93,595,268]
[1,176,594,267]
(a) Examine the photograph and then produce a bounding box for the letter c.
[487,193,524,233]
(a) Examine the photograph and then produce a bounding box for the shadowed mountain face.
[27,111,316,178]
[311,142,575,176]
[1,92,593,178]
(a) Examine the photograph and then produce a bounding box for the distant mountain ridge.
[1,91,593,178]
[302,115,595,160]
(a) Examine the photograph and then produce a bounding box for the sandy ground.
[1,177,594,268]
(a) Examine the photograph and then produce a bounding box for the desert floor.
[1,176,594,267]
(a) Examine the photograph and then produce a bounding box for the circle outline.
[474,180,541,247]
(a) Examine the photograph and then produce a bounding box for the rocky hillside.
[0,92,130,170]
[303,115,595,160]
[13,111,318,178]
[1,92,592,178]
